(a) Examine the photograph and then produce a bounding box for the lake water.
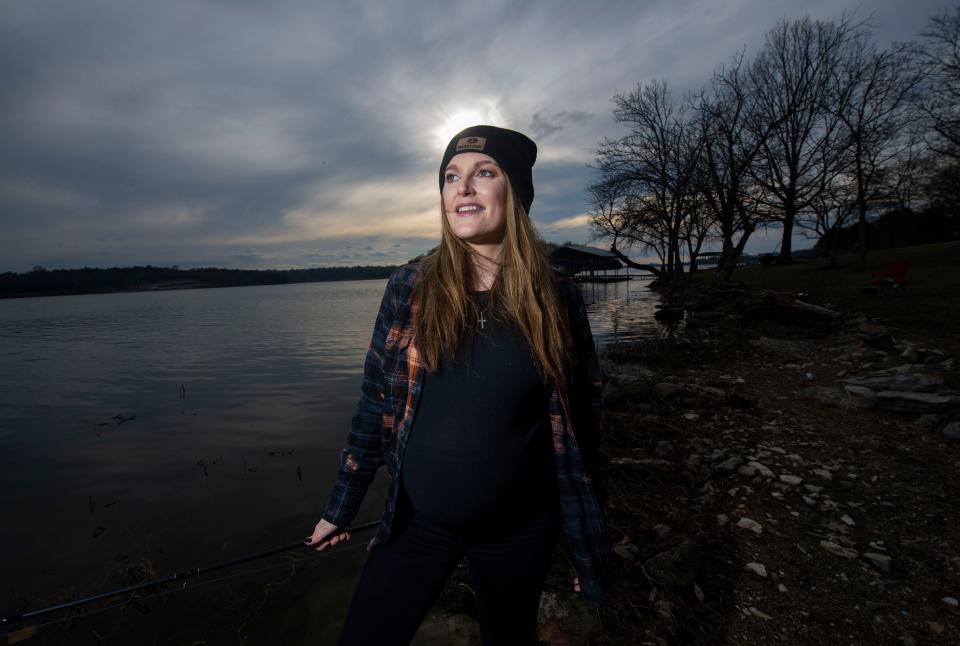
[0,276,664,644]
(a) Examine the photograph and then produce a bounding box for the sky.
[0,0,952,273]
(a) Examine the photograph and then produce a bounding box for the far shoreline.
[0,266,399,300]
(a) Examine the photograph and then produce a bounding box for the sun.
[433,104,504,149]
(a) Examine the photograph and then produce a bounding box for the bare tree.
[590,80,703,283]
[679,188,716,274]
[586,182,664,276]
[831,35,924,268]
[797,150,857,267]
[748,16,858,262]
[917,5,960,158]
[694,54,774,282]
[876,133,927,211]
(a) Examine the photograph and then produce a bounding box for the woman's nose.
[457,177,474,195]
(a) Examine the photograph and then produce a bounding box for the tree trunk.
[857,201,868,270]
[779,205,795,262]
[609,244,662,276]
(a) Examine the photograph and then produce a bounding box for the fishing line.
[0,540,371,641]
[1,520,380,630]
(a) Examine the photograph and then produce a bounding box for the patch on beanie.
[455,136,486,152]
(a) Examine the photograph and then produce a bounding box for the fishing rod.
[0,519,381,627]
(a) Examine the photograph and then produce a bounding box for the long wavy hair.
[413,176,571,385]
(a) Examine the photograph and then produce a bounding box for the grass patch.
[698,241,960,353]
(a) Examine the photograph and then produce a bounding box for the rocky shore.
[583,282,959,645]
[413,281,960,645]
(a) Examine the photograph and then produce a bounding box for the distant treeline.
[815,205,960,255]
[0,264,400,298]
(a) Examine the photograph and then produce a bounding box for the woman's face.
[441,152,508,249]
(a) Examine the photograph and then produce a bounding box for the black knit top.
[401,291,557,530]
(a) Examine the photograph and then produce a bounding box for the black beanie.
[439,125,537,215]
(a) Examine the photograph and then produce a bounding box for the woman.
[307,125,615,645]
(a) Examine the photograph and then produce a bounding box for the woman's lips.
[455,205,483,216]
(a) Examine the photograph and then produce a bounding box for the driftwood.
[784,299,842,319]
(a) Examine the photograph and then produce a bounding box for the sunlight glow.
[433,103,505,149]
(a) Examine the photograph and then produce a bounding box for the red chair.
[869,260,908,296]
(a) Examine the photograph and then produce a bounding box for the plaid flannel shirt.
[322,263,616,607]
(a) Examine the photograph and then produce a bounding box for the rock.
[873,390,959,414]
[779,474,803,486]
[414,613,481,645]
[812,468,833,480]
[537,592,569,622]
[613,539,641,562]
[654,440,676,457]
[944,597,959,608]
[913,414,940,428]
[651,523,671,539]
[801,386,870,409]
[716,514,729,527]
[843,385,875,399]
[736,517,763,534]
[737,464,757,477]
[654,599,676,620]
[613,364,657,383]
[535,592,600,645]
[644,543,702,588]
[858,322,893,345]
[928,621,944,635]
[804,484,823,493]
[899,632,918,646]
[709,448,730,462]
[682,413,700,421]
[901,345,919,363]
[747,606,772,620]
[747,461,774,478]
[716,456,744,473]
[778,584,788,593]
[745,562,767,577]
[943,422,960,442]
[609,457,674,470]
[843,372,945,393]
[918,348,946,363]
[840,514,855,526]
[861,552,892,575]
[654,382,684,400]
[697,386,727,400]
[820,541,858,559]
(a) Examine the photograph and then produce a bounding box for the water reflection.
[578,276,668,348]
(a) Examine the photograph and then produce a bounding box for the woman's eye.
[445,172,459,182]
[478,169,495,178]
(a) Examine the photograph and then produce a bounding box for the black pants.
[338,486,560,646]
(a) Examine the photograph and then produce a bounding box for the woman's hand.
[306,519,352,551]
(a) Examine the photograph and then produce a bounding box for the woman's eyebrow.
[445,160,499,172]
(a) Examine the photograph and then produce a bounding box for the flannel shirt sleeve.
[566,281,607,503]
[321,279,393,527]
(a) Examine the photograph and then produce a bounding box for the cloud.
[0,180,99,210]
[544,214,592,230]
[529,111,594,139]
[0,0,946,271]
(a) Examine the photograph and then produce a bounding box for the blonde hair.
[413,178,571,385]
